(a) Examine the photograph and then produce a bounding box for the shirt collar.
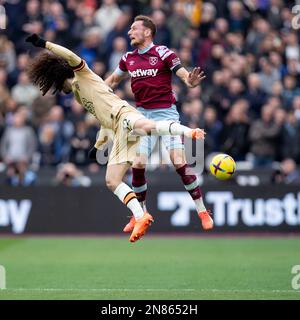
[138,42,154,54]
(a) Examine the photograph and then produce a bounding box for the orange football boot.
[186,128,206,140]
[198,210,214,230]
[129,212,154,243]
[123,216,135,233]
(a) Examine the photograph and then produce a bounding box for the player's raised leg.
[123,153,148,233]
[132,155,148,209]
[106,163,153,242]
[122,112,207,233]
[169,148,213,230]
[133,118,205,140]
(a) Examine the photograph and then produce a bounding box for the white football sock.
[114,182,144,220]
[155,121,190,136]
[194,197,206,213]
[140,200,147,212]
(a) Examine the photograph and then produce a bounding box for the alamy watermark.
[291,265,300,290]
[0,4,6,29]
[94,128,204,175]
[292,5,300,29]
[0,265,6,289]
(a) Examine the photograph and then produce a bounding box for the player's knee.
[135,119,155,135]
[173,162,185,170]
[133,160,146,169]
[106,176,119,191]
[142,124,152,134]
[172,155,186,169]
[144,121,156,134]
[170,149,186,169]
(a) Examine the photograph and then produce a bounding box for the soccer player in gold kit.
[26,34,205,243]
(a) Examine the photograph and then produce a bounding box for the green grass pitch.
[0,236,299,300]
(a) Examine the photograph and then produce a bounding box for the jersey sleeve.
[115,66,126,76]
[119,53,129,72]
[156,45,182,73]
[46,42,82,67]
[165,52,182,73]
[46,41,90,75]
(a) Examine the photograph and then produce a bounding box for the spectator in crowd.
[70,3,98,47]
[69,120,92,166]
[249,104,282,166]
[4,161,37,186]
[272,158,300,185]
[219,77,245,119]
[11,71,40,107]
[198,27,224,68]
[77,27,103,67]
[201,106,222,155]
[151,9,171,48]
[54,162,91,187]
[207,70,227,116]
[245,73,267,119]
[284,31,299,61]
[181,99,203,128]
[282,75,300,110]
[108,36,127,72]
[269,50,287,79]
[142,0,169,16]
[0,35,16,73]
[267,0,283,29]
[167,1,191,49]
[21,0,44,42]
[38,105,74,165]
[245,17,270,55]
[38,122,57,166]
[43,1,69,45]
[94,0,122,39]
[227,0,250,34]
[204,44,224,83]
[293,96,300,121]
[0,111,37,163]
[105,7,132,55]
[0,68,11,115]
[221,99,250,161]
[8,53,30,89]
[0,111,37,185]
[258,57,281,95]
[279,110,300,163]
[31,91,56,128]
[197,2,216,39]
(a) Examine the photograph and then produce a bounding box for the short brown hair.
[134,15,156,38]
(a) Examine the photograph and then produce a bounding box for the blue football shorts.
[137,104,184,156]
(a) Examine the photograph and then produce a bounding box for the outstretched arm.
[105,70,127,89]
[26,34,82,67]
[176,67,206,88]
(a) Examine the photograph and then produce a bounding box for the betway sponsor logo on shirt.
[128,68,158,78]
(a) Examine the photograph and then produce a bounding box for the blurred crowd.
[0,0,300,186]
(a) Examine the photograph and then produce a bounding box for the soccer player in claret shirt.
[104,15,213,232]
[25,33,205,243]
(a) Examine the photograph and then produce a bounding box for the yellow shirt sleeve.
[45,42,82,68]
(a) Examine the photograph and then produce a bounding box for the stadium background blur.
[0,0,300,186]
